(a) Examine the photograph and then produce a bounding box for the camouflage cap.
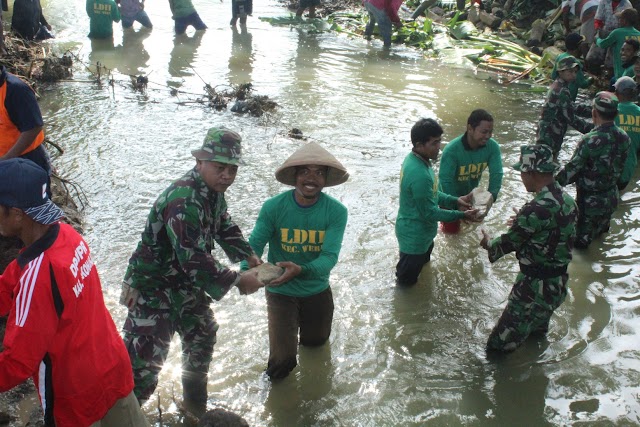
[512,144,559,173]
[556,55,579,71]
[592,91,619,115]
[191,127,244,165]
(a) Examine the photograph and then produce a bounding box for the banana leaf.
[450,21,478,40]
[259,16,334,33]
[259,15,303,25]
[446,10,462,28]
[432,32,454,51]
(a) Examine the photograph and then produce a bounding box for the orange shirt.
[0,77,44,156]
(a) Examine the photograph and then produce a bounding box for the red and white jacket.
[0,223,133,427]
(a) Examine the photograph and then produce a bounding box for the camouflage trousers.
[537,125,565,160]
[575,188,618,249]
[486,272,568,353]
[122,285,219,403]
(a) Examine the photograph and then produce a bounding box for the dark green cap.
[512,144,559,173]
[191,127,244,165]
[556,55,579,71]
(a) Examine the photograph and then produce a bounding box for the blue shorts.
[174,12,207,34]
[122,10,153,29]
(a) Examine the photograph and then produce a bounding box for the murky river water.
[6,0,640,425]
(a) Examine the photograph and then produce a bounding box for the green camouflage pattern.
[593,91,619,115]
[486,181,577,270]
[485,181,577,352]
[123,167,253,299]
[556,123,630,248]
[512,144,559,173]
[486,273,568,352]
[122,286,218,402]
[536,78,594,158]
[122,167,253,401]
[556,55,579,71]
[191,127,243,165]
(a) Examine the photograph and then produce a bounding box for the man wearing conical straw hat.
[245,142,348,380]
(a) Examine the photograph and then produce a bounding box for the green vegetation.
[261,9,556,84]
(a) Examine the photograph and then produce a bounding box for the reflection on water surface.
[22,0,640,425]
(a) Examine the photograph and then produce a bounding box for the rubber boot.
[410,0,437,20]
[182,372,208,418]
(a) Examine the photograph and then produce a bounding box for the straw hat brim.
[275,142,349,187]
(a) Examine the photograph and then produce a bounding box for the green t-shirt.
[86,0,120,39]
[438,133,503,200]
[395,152,463,255]
[246,190,348,298]
[168,0,196,19]
[596,26,640,79]
[616,101,640,185]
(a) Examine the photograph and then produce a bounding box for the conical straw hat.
[275,142,349,187]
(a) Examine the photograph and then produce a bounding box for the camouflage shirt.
[123,167,254,300]
[536,78,593,157]
[487,182,577,271]
[556,122,630,192]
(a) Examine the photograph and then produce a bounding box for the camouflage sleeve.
[164,197,239,301]
[556,138,587,186]
[486,202,540,263]
[574,101,592,118]
[240,202,274,271]
[214,199,255,264]
[561,90,593,134]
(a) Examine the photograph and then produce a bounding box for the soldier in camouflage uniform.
[556,91,630,249]
[480,144,578,353]
[119,127,264,413]
[536,55,594,160]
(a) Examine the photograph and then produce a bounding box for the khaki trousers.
[89,391,150,427]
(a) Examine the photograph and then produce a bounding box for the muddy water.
[10,0,640,425]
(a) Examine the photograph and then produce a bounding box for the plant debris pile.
[0,34,73,85]
[40,54,73,82]
[130,74,149,92]
[203,83,278,116]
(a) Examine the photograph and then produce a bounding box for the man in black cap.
[0,158,149,426]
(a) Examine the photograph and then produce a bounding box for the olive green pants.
[89,391,150,427]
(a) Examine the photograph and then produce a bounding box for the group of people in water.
[396,6,640,357]
[0,1,639,426]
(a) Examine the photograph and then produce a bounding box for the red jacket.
[0,223,133,427]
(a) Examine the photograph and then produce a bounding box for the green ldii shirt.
[596,26,640,79]
[168,0,197,19]
[86,0,120,39]
[438,133,503,200]
[247,190,348,298]
[396,152,463,255]
[616,101,640,185]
